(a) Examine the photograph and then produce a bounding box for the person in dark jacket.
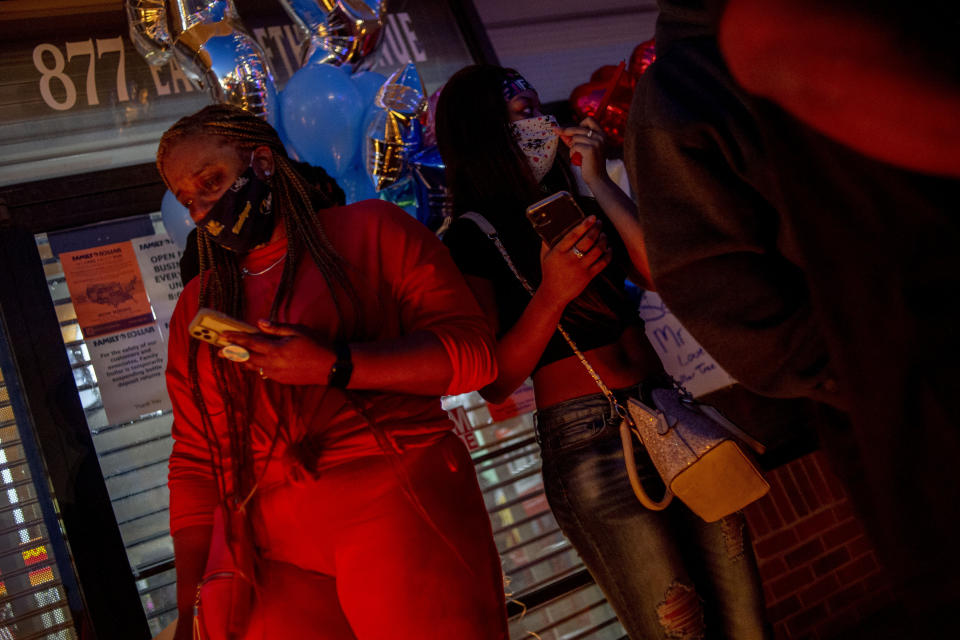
[626,0,960,633]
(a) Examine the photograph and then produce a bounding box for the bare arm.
[224,319,469,395]
[558,117,655,289]
[466,277,565,403]
[588,174,654,289]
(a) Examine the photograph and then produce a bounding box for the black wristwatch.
[327,340,353,389]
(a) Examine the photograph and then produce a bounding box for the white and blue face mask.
[510,114,560,183]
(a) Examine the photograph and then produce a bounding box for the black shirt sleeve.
[626,42,841,407]
[441,215,507,281]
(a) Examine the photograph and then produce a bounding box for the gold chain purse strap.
[461,212,671,510]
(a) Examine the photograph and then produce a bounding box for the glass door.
[34,212,182,636]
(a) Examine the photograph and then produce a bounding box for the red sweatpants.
[244,432,508,639]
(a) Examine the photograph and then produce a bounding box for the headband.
[502,70,534,102]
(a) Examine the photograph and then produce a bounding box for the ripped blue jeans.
[536,388,770,640]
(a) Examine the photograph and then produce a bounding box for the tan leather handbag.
[622,388,770,521]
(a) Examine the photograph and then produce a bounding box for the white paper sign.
[132,234,184,341]
[639,292,736,397]
[87,323,172,423]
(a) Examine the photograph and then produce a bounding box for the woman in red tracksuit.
[159,104,508,639]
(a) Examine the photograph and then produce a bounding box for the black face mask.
[199,159,274,253]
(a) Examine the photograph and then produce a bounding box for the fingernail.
[571,152,582,166]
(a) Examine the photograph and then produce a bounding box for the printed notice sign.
[132,234,184,341]
[87,323,171,423]
[639,292,736,397]
[59,241,154,337]
[59,237,172,424]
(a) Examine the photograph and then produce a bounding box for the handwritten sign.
[639,292,736,397]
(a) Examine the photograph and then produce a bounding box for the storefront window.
[0,346,79,639]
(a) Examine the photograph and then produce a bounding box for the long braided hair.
[157,104,359,505]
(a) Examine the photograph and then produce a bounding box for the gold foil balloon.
[124,0,278,124]
[279,0,388,69]
[364,62,426,192]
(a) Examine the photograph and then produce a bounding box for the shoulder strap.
[460,212,628,419]
[460,211,496,236]
[461,212,536,296]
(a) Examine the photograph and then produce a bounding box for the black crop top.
[442,199,642,371]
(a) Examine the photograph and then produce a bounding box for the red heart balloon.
[628,38,656,78]
[569,64,635,146]
[568,38,657,147]
[589,64,623,84]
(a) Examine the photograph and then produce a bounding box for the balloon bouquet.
[127,0,447,250]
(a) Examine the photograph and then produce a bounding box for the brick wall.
[744,451,895,638]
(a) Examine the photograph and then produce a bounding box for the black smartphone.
[525,191,586,248]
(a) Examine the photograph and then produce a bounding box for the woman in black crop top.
[437,65,768,639]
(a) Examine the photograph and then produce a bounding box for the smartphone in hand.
[525,191,586,248]
[188,308,257,348]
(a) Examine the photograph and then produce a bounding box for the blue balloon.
[280,63,363,178]
[338,161,378,204]
[161,190,194,251]
[351,70,388,112]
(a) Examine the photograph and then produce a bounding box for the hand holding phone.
[525,191,586,247]
[188,308,259,361]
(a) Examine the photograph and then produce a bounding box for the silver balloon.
[125,0,174,66]
[364,62,425,191]
[195,30,279,124]
[125,0,279,124]
[279,0,388,69]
